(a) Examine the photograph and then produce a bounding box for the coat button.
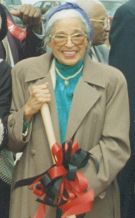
[31,149,36,156]
[99,191,106,199]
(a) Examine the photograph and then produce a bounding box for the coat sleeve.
[81,70,130,197]
[7,64,32,152]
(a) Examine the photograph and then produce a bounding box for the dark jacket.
[0,60,11,149]
[0,4,43,64]
[109,0,135,141]
[109,1,135,218]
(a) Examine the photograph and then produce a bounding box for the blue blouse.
[55,59,83,143]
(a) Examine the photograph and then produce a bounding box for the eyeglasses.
[50,32,87,46]
[91,17,110,29]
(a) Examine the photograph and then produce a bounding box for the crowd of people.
[0,0,134,218]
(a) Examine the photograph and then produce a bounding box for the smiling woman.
[7,2,130,218]
[47,19,89,66]
[44,6,92,66]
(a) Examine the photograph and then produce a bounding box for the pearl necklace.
[55,65,83,86]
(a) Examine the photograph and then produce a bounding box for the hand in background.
[10,4,42,34]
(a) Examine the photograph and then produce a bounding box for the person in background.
[7,2,130,218]
[68,0,110,63]
[0,3,44,66]
[0,59,12,218]
[109,1,135,218]
[0,3,45,218]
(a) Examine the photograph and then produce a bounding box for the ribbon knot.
[15,140,94,218]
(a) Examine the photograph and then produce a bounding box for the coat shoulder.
[11,54,51,81]
[12,53,47,71]
[90,61,127,87]
[103,63,127,86]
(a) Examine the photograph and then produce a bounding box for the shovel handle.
[41,103,76,218]
[41,103,56,147]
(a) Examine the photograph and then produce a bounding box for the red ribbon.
[7,17,27,41]
[34,203,46,218]
[29,142,94,218]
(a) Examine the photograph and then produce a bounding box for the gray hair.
[44,9,91,46]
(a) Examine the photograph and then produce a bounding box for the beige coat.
[8,54,130,218]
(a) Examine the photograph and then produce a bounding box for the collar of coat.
[18,53,107,140]
[23,53,106,89]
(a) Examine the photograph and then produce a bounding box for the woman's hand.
[24,83,51,121]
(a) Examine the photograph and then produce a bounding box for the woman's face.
[48,18,88,66]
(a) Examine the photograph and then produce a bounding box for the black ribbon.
[15,140,98,208]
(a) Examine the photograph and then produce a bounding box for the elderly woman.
[8,2,130,218]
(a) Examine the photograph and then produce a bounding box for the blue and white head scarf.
[45,2,93,42]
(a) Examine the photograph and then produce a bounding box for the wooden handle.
[40,103,76,218]
[41,103,56,148]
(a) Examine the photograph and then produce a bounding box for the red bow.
[29,141,94,218]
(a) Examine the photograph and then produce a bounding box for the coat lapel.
[66,56,106,139]
[24,54,106,143]
[66,80,101,139]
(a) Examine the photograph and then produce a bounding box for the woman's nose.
[65,36,74,47]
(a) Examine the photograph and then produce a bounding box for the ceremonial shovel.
[41,103,76,218]
[15,100,94,218]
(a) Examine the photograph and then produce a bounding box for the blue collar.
[55,59,84,77]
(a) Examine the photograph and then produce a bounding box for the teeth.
[63,51,76,56]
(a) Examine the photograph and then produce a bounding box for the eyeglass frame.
[91,17,110,29]
[49,31,88,46]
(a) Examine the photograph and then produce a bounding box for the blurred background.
[1,0,127,31]
[2,0,128,17]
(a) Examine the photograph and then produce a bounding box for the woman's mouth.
[63,51,77,58]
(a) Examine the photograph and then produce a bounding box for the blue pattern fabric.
[45,2,93,40]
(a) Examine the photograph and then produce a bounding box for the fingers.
[30,83,49,93]
[30,83,51,103]
[19,4,41,18]
[24,83,51,118]
[11,4,41,25]
[10,8,20,17]
[31,91,51,103]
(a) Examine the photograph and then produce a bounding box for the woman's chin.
[60,56,80,66]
